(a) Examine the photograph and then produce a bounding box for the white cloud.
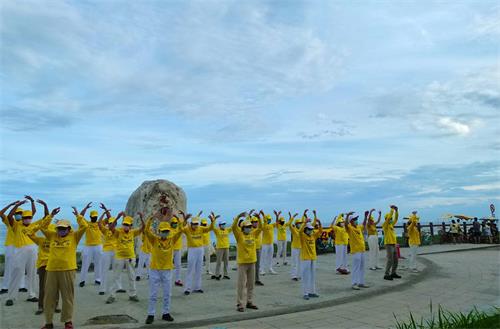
[437,117,471,136]
[462,182,500,191]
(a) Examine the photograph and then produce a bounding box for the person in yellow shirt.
[0,201,27,294]
[200,216,214,275]
[250,212,264,286]
[212,214,232,280]
[345,213,370,290]
[382,205,400,280]
[170,216,184,287]
[232,211,262,312]
[365,209,382,270]
[77,202,103,288]
[144,214,182,324]
[299,210,322,300]
[105,212,145,304]
[261,212,277,275]
[180,212,214,295]
[275,214,288,267]
[407,211,421,273]
[29,224,61,315]
[287,212,301,281]
[5,196,44,306]
[136,228,152,282]
[330,214,349,275]
[40,206,84,329]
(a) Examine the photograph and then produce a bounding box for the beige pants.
[215,248,229,276]
[44,270,75,324]
[237,263,255,306]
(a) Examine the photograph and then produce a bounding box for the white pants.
[137,251,151,278]
[367,235,380,269]
[100,251,123,293]
[8,244,37,300]
[261,244,274,272]
[204,245,212,273]
[409,245,418,270]
[335,244,348,269]
[80,245,102,283]
[275,240,287,265]
[301,259,316,296]
[185,247,203,292]
[290,248,301,279]
[108,258,136,298]
[1,245,25,290]
[148,270,172,316]
[351,252,366,285]
[173,249,182,281]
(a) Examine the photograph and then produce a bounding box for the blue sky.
[0,0,499,225]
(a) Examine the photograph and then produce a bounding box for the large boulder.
[125,179,187,223]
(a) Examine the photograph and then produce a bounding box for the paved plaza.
[0,244,498,329]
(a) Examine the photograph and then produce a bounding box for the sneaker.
[64,321,74,329]
[162,313,174,322]
[376,266,383,270]
[19,288,28,292]
[0,289,8,294]
[184,291,190,295]
[215,276,221,281]
[358,284,370,288]
[275,262,280,267]
[27,297,39,302]
[5,299,13,306]
[237,305,244,312]
[135,276,141,281]
[35,309,43,315]
[55,308,61,313]
[105,296,115,304]
[303,295,310,300]
[255,281,264,286]
[291,278,299,281]
[369,267,377,271]
[95,280,101,285]
[384,275,393,281]
[79,281,85,287]
[308,293,319,298]
[211,275,217,280]
[41,324,54,329]
[269,269,278,275]
[391,273,402,279]
[223,275,230,280]
[283,262,288,265]
[129,295,140,302]
[193,289,204,293]
[259,270,265,275]
[99,291,105,295]
[352,284,360,290]
[175,280,184,287]
[145,315,154,324]
[246,303,258,309]
[411,269,419,273]
[116,289,126,293]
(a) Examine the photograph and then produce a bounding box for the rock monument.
[125,179,187,223]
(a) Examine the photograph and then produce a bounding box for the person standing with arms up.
[407,211,421,272]
[299,210,322,300]
[287,212,301,281]
[345,212,370,290]
[383,205,400,281]
[365,209,382,271]
[212,215,232,280]
[331,214,349,275]
[250,211,264,286]
[169,216,184,287]
[275,214,289,266]
[78,202,103,288]
[261,212,277,275]
[97,205,122,296]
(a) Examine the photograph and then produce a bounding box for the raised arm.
[25,195,36,217]
[99,203,111,220]
[36,199,49,218]
[392,206,399,225]
[7,200,27,226]
[375,210,382,225]
[80,202,92,216]
[0,201,18,224]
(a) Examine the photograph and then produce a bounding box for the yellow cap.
[123,216,134,225]
[15,208,24,214]
[251,216,259,222]
[90,210,98,217]
[108,217,116,224]
[159,222,171,231]
[295,219,303,224]
[201,218,208,224]
[56,220,71,228]
[336,218,344,224]
[171,217,179,223]
[242,220,252,227]
[265,214,272,220]
[191,218,200,225]
[22,210,33,218]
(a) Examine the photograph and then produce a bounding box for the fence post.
[429,222,434,244]
[441,222,446,244]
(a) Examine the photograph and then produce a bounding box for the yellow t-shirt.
[290,225,302,249]
[276,223,288,241]
[100,226,117,252]
[214,227,232,249]
[114,228,142,259]
[30,235,51,268]
[332,225,348,245]
[141,233,152,253]
[254,230,262,249]
[83,221,103,246]
[299,229,322,261]
[366,222,377,236]
[2,215,16,246]
[382,211,399,245]
[12,218,47,248]
[233,227,262,264]
[43,220,87,271]
[183,224,213,248]
[347,224,366,254]
[408,222,421,246]
[262,222,275,245]
[202,231,211,246]
[170,227,183,250]
[145,229,182,270]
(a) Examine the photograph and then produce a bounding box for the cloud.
[436,117,471,136]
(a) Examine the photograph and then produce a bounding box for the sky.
[0,0,499,228]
